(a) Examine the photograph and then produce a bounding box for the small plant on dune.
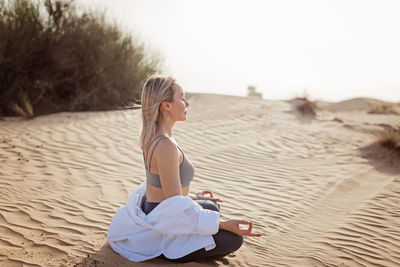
[293,96,317,117]
[368,103,399,115]
[289,89,317,118]
[377,126,400,154]
[0,0,160,118]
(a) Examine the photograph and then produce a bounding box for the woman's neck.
[155,121,178,148]
[156,111,176,137]
[155,121,174,137]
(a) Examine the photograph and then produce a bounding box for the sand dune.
[0,94,399,266]
[324,97,385,112]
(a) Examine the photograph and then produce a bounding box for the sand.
[0,94,399,266]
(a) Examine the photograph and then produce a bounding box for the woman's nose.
[185,100,189,107]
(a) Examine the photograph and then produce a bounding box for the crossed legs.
[161,199,244,263]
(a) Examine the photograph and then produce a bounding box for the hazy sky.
[79,0,400,102]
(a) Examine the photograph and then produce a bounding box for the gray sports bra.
[143,135,195,188]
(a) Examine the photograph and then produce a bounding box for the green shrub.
[0,0,160,117]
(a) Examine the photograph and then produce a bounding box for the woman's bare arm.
[155,138,183,199]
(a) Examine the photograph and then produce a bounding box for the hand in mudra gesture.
[193,191,262,237]
[192,190,223,202]
[220,220,262,237]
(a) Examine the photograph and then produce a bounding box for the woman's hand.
[219,220,262,237]
[191,190,223,202]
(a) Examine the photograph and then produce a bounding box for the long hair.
[139,74,176,152]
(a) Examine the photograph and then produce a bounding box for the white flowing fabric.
[107,182,220,262]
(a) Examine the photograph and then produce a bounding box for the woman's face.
[169,83,189,121]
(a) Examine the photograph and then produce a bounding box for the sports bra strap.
[176,145,185,162]
[146,135,169,170]
[145,135,167,165]
[146,135,164,159]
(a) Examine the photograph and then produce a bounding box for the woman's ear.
[161,101,171,111]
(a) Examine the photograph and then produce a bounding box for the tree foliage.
[0,0,160,117]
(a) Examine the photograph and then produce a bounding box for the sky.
[78,0,400,102]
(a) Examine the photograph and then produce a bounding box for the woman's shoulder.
[153,136,178,158]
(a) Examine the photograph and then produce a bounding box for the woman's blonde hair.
[139,74,176,152]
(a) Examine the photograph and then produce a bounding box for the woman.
[108,75,261,263]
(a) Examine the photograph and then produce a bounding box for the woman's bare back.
[144,136,190,202]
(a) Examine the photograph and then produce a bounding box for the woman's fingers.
[197,197,222,202]
[196,191,213,197]
[221,219,262,237]
[237,221,262,237]
[208,197,222,202]
[194,192,222,202]
[239,229,262,237]
[237,220,251,226]
[202,190,213,197]
[247,232,263,237]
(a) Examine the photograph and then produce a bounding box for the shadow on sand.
[359,143,400,175]
[73,242,227,267]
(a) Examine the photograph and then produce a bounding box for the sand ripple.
[0,95,399,266]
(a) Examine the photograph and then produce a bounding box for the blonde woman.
[107,75,262,263]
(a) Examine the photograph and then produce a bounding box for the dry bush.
[0,0,160,118]
[377,126,400,153]
[294,97,317,117]
[368,103,399,115]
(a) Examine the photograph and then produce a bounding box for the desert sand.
[0,93,399,266]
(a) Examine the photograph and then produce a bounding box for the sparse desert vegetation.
[368,103,399,115]
[0,0,160,118]
[293,97,317,117]
[377,126,400,154]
